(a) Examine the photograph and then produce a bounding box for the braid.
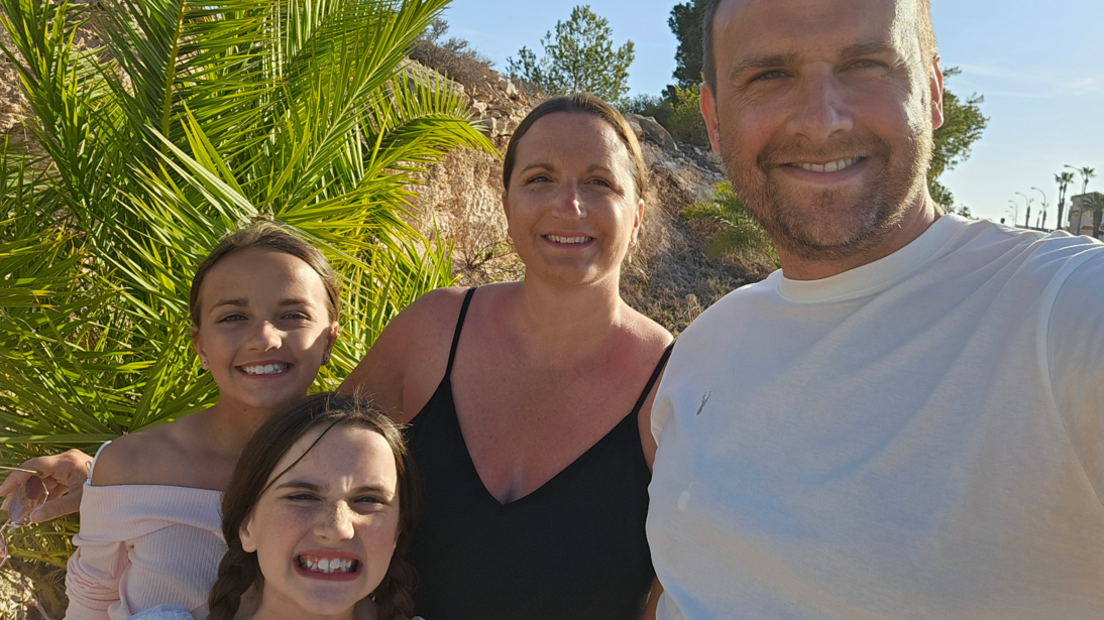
[206,539,260,620]
[373,547,418,620]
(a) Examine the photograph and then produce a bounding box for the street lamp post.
[1007,200,1020,228]
[1031,187,1049,230]
[1015,191,1034,229]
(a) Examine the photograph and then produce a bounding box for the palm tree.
[1056,171,1075,232]
[1082,192,1104,239]
[0,0,493,608]
[683,181,779,271]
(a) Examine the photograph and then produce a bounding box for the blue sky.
[442,0,1104,226]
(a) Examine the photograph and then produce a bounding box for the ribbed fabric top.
[66,481,225,620]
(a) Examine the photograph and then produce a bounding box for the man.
[646,0,1104,618]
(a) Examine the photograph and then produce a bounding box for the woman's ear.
[631,199,645,245]
[325,323,340,356]
[240,517,258,553]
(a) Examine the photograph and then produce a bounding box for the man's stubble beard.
[719,125,934,263]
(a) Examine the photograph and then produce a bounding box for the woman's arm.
[64,518,129,620]
[339,287,468,423]
[0,449,93,522]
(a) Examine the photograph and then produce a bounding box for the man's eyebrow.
[729,52,798,79]
[840,42,895,58]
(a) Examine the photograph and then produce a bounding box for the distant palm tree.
[1076,166,1097,198]
[1055,171,1075,231]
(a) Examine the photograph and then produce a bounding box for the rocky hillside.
[403,57,758,334]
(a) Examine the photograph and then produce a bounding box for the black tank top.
[407,288,672,620]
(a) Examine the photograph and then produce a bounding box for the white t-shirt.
[648,216,1104,620]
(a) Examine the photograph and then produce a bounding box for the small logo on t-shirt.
[695,391,712,416]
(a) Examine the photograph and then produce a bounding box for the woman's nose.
[248,320,283,351]
[553,182,585,218]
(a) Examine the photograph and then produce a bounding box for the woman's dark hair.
[502,93,649,201]
[189,220,341,328]
[207,392,419,620]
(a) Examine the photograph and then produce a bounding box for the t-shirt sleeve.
[64,535,129,620]
[1047,249,1104,503]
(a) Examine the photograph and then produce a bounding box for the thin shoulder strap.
[630,342,675,415]
[445,287,477,379]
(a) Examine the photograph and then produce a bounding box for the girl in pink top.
[64,222,341,620]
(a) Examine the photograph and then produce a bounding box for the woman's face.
[504,112,644,286]
[241,424,401,618]
[192,248,337,413]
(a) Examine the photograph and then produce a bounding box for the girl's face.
[241,424,401,618]
[192,248,337,413]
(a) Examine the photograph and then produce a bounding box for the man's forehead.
[714,0,912,56]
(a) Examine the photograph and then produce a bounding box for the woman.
[342,94,674,619]
[64,222,342,620]
[205,392,420,620]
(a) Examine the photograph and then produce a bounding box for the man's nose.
[786,67,853,142]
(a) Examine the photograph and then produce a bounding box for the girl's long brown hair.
[206,393,419,620]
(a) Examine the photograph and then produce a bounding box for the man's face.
[701,0,943,262]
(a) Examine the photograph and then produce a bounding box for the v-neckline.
[444,378,638,508]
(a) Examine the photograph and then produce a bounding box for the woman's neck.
[510,271,627,360]
[249,602,356,620]
[197,398,280,457]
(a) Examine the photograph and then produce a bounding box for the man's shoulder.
[941,218,1103,284]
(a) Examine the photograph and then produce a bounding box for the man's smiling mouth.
[787,157,864,173]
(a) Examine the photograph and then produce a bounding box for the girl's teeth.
[547,235,591,244]
[242,363,288,375]
[298,556,357,573]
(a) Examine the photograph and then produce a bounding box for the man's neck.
[778,198,945,281]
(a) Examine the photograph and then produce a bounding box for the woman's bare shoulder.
[90,422,188,487]
[621,303,675,352]
[341,286,475,417]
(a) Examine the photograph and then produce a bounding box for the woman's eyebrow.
[212,298,248,309]
[274,480,325,492]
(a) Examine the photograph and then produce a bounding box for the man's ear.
[929,54,945,131]
[700,82,722,154]
[240,516,257,554]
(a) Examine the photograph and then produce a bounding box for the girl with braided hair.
[206,392,420,620]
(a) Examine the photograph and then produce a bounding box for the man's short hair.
[702,0,937,91]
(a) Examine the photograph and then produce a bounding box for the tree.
[1081,192,1104,239]
[666,0,707,95]
[506,5,635,102]
[0,0,491,608]
[928,68,989,209]
[1055,171,1075,231]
